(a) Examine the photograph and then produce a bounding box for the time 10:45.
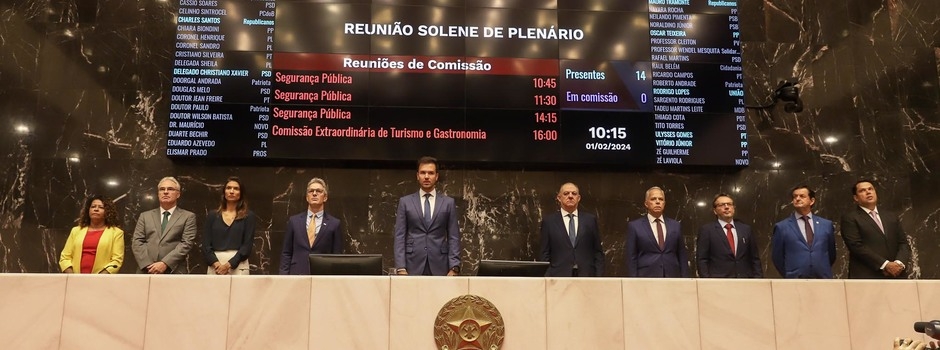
[589,127,627,139]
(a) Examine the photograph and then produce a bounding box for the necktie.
[871,211,885,233]
[307,214,317,246]
[567,213,576,246]
[423,193,432,225]
[161,211,170,233]
[655,218,665,250]
[801,216,814,245]
[725,223,735,255]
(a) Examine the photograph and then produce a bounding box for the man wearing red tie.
[695,194,762,278]
[625,186,689,277]
[841,180,911,279]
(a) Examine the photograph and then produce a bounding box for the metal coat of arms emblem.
[433,294,505,350]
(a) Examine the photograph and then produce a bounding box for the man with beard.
[393,156,461,276]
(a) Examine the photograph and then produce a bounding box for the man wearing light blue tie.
[394,156,461,276]
[771,185,837,278]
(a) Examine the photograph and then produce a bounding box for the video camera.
[915,320,940,341]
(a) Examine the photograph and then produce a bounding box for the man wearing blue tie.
[394,157,461,276]
[538,182,605,277]
[771,185,836,278]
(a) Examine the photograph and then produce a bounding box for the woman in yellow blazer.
[59,195,124,274]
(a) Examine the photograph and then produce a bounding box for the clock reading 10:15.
[588,127,628,140]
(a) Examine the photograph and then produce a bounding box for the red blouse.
[80,229,105,273]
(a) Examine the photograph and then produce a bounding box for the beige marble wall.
[143,276,232,349]
[469,277,547,350]
[771,280,851,350]
[915,281,940,344]
[698,279,776,350]
[545,278,625,350]
[4,275,940,349]
[389,276,469,350]
[228,276,312,349]
[310,276,391,349]
[0,274,67,349]
[845,281,922,350]
[61,274,150,349]
[623,278,701,349]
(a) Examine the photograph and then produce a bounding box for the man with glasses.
[279,177,343,275]
[695,193,762,278]
[539,182,605,277]
[132,176,197,274]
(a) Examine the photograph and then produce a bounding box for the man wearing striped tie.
[841,180,911,279]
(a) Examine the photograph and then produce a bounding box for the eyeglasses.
[714,202,734,208]
[307,188,325,194]
[158,187,179,192]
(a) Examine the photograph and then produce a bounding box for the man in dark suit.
[771,185,837,278]
[538,182,605,277]
[841,180,910,279]
[625,186,689,277]
[394,156,460,276]
[132,177,196,274]
[279,177,343,275]
[696,194,762,278]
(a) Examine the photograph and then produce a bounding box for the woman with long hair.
[204,176,256,275]
[59,195,124,273]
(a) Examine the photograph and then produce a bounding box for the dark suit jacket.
[394,191,460,276]
[539,211,605,277]
[771,214,836,278]
[131,207,197,273]
[840,206,910,279]
[696,220,762,278]
[625,215,689,277]
[279,211,343,275]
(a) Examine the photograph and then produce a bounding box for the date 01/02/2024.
[585,142,631,151]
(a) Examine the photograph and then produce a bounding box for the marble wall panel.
[228,276,312,349]
[845,280,922,350]
[0,274,66,349]
[61,274,150,349]
[0,0,938,282]
[545,277,624,350]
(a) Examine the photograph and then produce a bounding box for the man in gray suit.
[132,176,197,274]
[394,156,461,276]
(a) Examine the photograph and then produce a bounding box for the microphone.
[914,320,940,340]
